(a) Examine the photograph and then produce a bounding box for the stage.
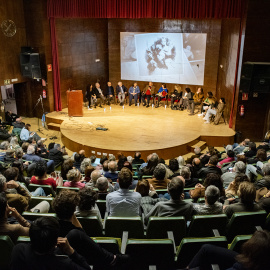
[46,104,235,160]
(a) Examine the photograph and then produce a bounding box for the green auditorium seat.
[146,216,186,246]
[188,214,228,237]
[28,196,54,212]
[142,175,153,179]
[56,186,80,194]
[22,212,57,221]
[96,200,107,219]
[155,189,168,195]
[226,210,267,242]
[265,213,270,231]
[0,235,14,270]
[105,216,144,239]
[229,235,252,253]
[28,184,56,197]
[77,216,103,237]
[125,239,175,270]
[175,237,228,268]
[17,236,30,244]
[92,237,121,254]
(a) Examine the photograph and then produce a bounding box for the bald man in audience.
[85,170,101,188]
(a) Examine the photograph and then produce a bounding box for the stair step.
[187,140,207,152]
[47,122,61,131]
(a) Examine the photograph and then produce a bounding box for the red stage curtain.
[47,0,245,19]
[49,17,62,111]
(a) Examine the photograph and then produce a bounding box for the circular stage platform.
[46,105,235,159]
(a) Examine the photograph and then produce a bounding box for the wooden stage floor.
[46,104,235,159]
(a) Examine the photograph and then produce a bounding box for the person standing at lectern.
[92,82,105,108]
[105,82,115,106]
[142,82,156,107]
[116,81,128,106]
[129,82,140,106]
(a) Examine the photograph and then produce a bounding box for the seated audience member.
[5,111,19,125]
[106,81,115,105]
[90,155,100,168]
[193,185,223,215]
[222,161,246,188]
[73,153,83,170]
[177,155,185,170]
[30,160,60,190]
[186,147,201,164]
[106,167,141,216]
[186,230,270,270]
[75,188,101,220]
[231,138,250,155]
[244,141,257,158]
[190,173,225,202]
[61,158,74,180]
[190,158,203,179]
[180,166,199,188]
[217,150,235,168]
[198,91,216,116]
[85,170,101,188]
[203,97,226,124]
[129,82,140,106]
[117,153,127,171]
[36,139,49,159]
[140,153,159,177]
[145,177,193,224]
[246,149,267,180]
[188,87,204,115]
[0,174,30,213]
[12,117,25,129]
[83,165,95,182]
[64,169,85,189]
[0,126,11,140]
[255,163,270,190]
[4,149,16,164]
[104,161,118,182]
[21,142,29,154]
[48,143,64,166]
[198,155,222,180]
[108,154,116,162]
[132,152,145,165]
[258,189,270,213]
[226,175,250,198]
[200,146,220,166]
[12,160,30,186]
[96,177,110,200]
[20,123,44,143]
[123,161,133,172]
[167,158,181,179]
[0,192,30,242]
[114,167,138,191]
[147,163,171,189]
[10,216,90,270]
[80,158,91,174]
[0,141,10,162]
[102,160,109,174]
[247,148,267,164]
[136,179,167,215]
[223,181,261,219]
[9,136,20,149]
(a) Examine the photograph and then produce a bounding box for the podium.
[67,90,83,117]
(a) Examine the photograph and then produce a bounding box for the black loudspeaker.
[20,53,41,79]
[240,62,270,93]
[30,53,41,79]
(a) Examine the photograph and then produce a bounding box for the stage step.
[188,140,207,152]
[47,122,61,131]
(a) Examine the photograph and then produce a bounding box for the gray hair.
[262,163,270,176]
[108,154,116,161]
[151,153,159,161]
[177,156,185,168]
[234,161,246,173]
[127,156,133,163]
[0,174,6,192]
[80,158,91,173]
[225,145,233,152]
[0,141,9,150]
[54,143,61,150]
[10,136,18,146]
[194,147,201,155]
[108,161,117,172]
[180,166,191,179]
[91,170,101,184]
[15,147,24,158]
[153,163,166,180]
[96,177,109,191]
[205,185,220,205]
[67,168,81,182]
[27,145,35,155]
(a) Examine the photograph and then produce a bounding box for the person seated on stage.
[20,123,45,143]
[188,87,204,115]
[12,117,25,129]
[128,82,140,106]
[104,161,119,183]
[155,83,168,108]
[179,87,193,110]
[64,168,85,189]
[116,81,128,106]
[198,91,216,116]
[106,81,115,106]
[85,83,93,109]
[170,85,182,109]
[203,97,226,124]
[142,82,155,107]
[91,82,105,108]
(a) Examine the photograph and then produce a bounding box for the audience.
[198,155,222,179]
[64,168,85,189]
[104,161,118,182]
[61,158,74,180]
[147,163,171,189]
[96,177,110,199]
[48,143,64,166]
[132,152,145,165]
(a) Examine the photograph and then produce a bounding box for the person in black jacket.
[85,83,93,108]
[105,82,115,105]
[91,82,105,108]
[48,143,64,166]
[198,155,222,180]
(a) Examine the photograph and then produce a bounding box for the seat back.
[96,200,106,219]
[229,235,252,253]
[227,211,267,242]
[56,186,80,194]
[28,196,54,212]
[92,237,120,254]
[188,214,228,237]
[28,184,55,197]
[125,239,175,270]
[17,236,31,244]
[22,212,57,221]
[0,235,14,270]
[176,237,228,268]
[77,216,103,237]
[146,216,186,246]
[155,189,167,195]
[105,217,144,238]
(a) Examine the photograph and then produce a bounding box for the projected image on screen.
[121,32,207,85]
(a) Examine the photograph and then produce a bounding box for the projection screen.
[120,32,207,85]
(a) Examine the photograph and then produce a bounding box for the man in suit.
[128,82,140,106]
[91,82,105,108]
[105,81,115,105]
[142,82,155,107]
[116,81,128,106]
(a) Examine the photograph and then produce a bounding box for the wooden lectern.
[67,90,83,117]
